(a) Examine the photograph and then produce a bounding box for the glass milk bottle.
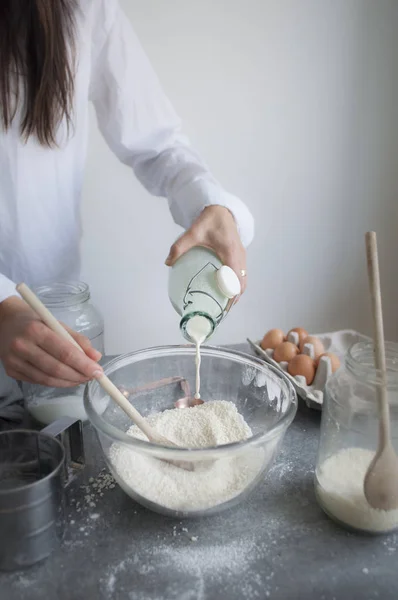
[168,247,241,343]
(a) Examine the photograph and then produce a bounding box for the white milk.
[28,392,109,425]
[186,315,212,399]
[28,394,87,425]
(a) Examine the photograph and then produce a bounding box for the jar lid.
[216,266,241,299]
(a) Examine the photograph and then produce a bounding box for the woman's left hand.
[165,206,247,295]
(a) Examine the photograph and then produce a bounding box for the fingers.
[27,322,102,379]
[8,340,89,384]
[165,232,247,294]
[165,231,197,266]
[40,333,102,378]
[64,325,102,361]
[212,244,247,296]
[84,346,103,361]
[7,358,86,388]
[0,300,103,388]
[164,205,247,297]
[230,254,247,296]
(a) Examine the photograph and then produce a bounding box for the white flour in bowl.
[316,447,398,533]
[109,401,266,512]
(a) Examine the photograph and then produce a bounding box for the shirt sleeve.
[0,274,18,304]
[88,0,254,247]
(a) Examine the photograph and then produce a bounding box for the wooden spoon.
[363,232,398,510]
[16,283,193,471]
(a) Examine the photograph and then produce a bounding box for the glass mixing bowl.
[84,346,297,518]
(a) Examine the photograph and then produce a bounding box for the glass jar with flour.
[24,282,104,425]
[314,340,398,534]
[168,246,241,344]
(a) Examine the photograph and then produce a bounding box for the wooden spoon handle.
[16,283,157,442]
[365,232,390,443]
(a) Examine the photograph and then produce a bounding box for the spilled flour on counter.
[110,400,266,511]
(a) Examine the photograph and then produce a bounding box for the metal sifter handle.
[41,416,85,487]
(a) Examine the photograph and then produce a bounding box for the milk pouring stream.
[169,247,241,398]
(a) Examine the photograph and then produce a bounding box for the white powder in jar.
[316,447,398,533]
[28,394,87,425]
[27,393,108,425]
[109,401,267,512]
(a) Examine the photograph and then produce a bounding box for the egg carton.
[247,329,370,410]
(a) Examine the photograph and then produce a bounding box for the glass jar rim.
[33,281,90,308]
[346,340,398,387]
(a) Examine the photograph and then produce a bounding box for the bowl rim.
[84,345,298,459]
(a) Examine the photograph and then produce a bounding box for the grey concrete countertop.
[2,344,398,600]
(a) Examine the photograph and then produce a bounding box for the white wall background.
[81,0,398,354]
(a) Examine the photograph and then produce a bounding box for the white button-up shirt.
[0,0,254,406]
[0,0,254,304]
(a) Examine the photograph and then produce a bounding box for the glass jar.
[314,341,398,534]
[168,246,240,343]
[24,281,104,425]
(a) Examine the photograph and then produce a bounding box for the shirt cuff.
[0,274,19,304]
[169,178,254,248]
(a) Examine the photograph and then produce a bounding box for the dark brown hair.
[0,0,77,147]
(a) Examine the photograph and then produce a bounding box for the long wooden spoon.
[16,283,193,471]
[363,232,398,510]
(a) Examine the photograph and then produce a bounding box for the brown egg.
[273,341,299,363]
[288,354,316,385]
[317,352,341,373]
[299,335,325,360]
[260,328,285,350]
[287,327,309,346]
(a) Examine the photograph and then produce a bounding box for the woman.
[0,0,253,418]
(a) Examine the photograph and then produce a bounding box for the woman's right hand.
[0,296,103,387]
